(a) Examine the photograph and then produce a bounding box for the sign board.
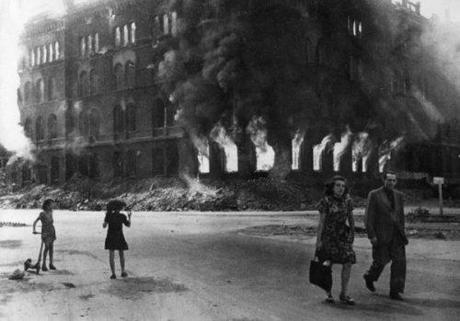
[433,177,444,185]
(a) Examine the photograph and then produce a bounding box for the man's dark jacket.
[365,187,408,245]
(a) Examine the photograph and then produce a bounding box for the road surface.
[0,210,459,321]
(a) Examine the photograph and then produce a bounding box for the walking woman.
[103,200,131,279]
[32,199,57,271]
[316,175,356,304]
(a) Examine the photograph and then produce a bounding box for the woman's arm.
[316,210,326,250]
[348,200,355,240]
[124,212,132,227]
[102,213,108,228]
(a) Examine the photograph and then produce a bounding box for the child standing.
[32,199,57,271]
[103,200,131,279]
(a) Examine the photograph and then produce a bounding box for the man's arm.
[365,192,378,245]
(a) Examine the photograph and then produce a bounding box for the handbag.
[309,258,332,292]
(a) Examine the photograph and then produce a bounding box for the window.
[54,41,60,59]
[348,17,363,38]
[163,14,169,35]
[24,81,31,103]
[88,34,93,54]
[115,27,121,47]
[126,104,136,131]
[89,69,97,95]
[130,22,136,43]
[36,116,44,141]
[36,79,44,103]
[30,49,35,66]
[43,45,48,63]
[36,47,41,65]
[89,109,100,139]
[125,61,135,88]
[47,114,58,139]
[152,147,165,176]
[50,157,60,183]
[48,77,56,101]
[123,25,129,46]
[153,98,165,128]
[65,108,75,137]
[89,153,99,178]
[94,33,99,53]
[126,150,136,177]
[171,12,178,36]
[113,151,123,177]
[80,37,86,56]
[79,71,89,96]
[79,112,89,137]
[113,105,124,134]
[114,63,124,90]
[24,118,33,139]
[49,43,54,62]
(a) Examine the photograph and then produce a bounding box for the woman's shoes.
[110,274,116,279]
[339,293,356,305]
[49,264,56,270]
[325,294,335,304]
[41,265,48,272]
[121,272,128,278]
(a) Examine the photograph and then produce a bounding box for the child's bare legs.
[109,250,116,278]
[42,243,49,270]
[119,250,127,277]
[340,263,352,296]
[49,242,55,269]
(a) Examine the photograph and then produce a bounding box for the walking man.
[363,171,408,300]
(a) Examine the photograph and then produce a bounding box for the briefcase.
[309,259,332,292]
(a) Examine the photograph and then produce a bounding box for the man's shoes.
[390,292,404,301]
[110,274,116,279]
[363,274,376,292]
[49,264,56,270]
[41,265,48,272]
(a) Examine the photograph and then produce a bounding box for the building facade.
[16,0,460,186]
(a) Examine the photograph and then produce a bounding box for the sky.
[0,0,459,160]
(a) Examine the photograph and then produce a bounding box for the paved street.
[0,210,459,321]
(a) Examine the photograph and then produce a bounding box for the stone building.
[16,0,460,185]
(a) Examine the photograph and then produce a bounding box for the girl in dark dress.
[316,176,356,305]
[32,199,57,271]
[103,200,131,279]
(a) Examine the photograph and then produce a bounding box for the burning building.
[14,0,460,186]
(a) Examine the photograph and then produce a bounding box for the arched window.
[113,105,124,134]
[79,71,89,96]
[115,27,121,47]
[50,157,60,184]
[80,37,86,56]
[24,118,33,139]
[30,49,35,66]
[89,109,100,139]
[89,69,97,95]
[130,22,136,43]
[54,41,60,59]
[43,45,48,63]
[88,34,93,54]
[48,77,56,101]
[153,98,165,129]
[305,38,313,64]
[49,43,54,62]
[171,12,178,36]
[123,25,129,46]
[163,14,169,34]
[79,112,89,136]
[47,114,58,139]
[127,150,137,177]
[125,61,135,88]
[36,47,41,65]
[36,116,44,141]
[114,63,124,90]
[36,79,44,103]
[94,33,99,53]
[126,104,136,131]
[24,81,31,103]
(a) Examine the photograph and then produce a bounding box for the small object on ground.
[9,269,25,280]
[24,258,32,271]
[434,232,446,240]
[363,274,376,292]
[339,294,355,305]
[121,272,127,278]
[62,282,76,288]
[110,274,116,279]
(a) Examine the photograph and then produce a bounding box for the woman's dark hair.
[324,175,349,197]
[42,199,54,211]
[106,200,126,217]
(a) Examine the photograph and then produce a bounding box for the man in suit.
[363,171,408,300]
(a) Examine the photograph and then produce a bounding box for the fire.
[247,116,275,171]
[378,137,404,173]
[333,127,352,172]
[313,134,334,171]
[210,123,238,173]
[291,130,305,170]
[352,132,372,173]
[192,136,210,174]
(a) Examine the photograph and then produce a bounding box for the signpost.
[433,177,444,216]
